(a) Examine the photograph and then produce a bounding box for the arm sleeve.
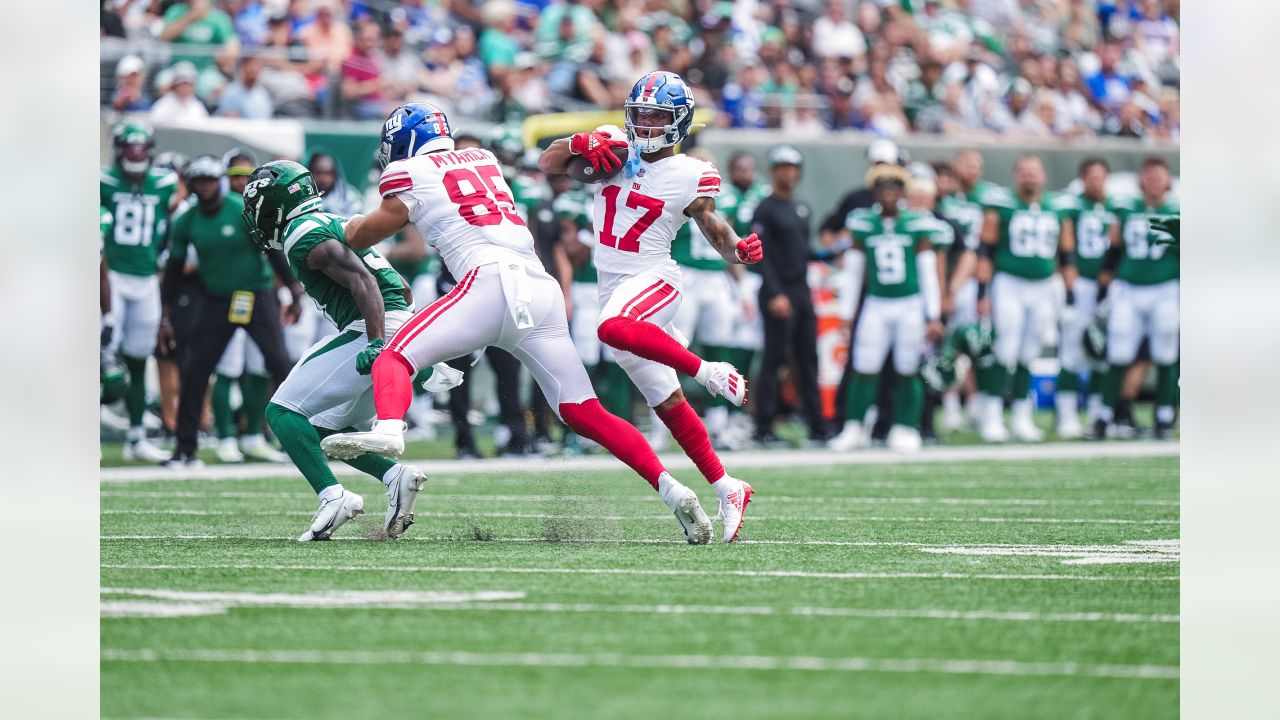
[838,248,865,320]
[160,257,184,306]
[266,249,297,286]
[916,250,941,321]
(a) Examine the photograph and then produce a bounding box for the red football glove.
[570,131,628,173]
[735,233,763,264]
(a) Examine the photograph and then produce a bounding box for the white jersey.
[590,152,720,277]
[379,148,541,278]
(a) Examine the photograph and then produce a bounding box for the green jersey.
[509,173,546,225]
[1065,193,1118,281]
[99,206,113,250]
[555,190,597,284]
[1114,197,1180,285]
[985,189,1071,280]
[939,180,1006,250]
[386,233,435,285]
[100,165,180,276]
[672,220,726,271]
[846,207,940,298]
[169,194,273,297]
[161,3,237,71]
[282,212,411,331]
[718,181,771,236]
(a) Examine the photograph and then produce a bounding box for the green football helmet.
[240,160,323,251]
[100,350,129,405]
[113,120,155,176]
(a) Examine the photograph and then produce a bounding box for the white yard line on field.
[100,441,1178,483]
[100,491,1179,507]
[99,587,1179,624]
[100,509,1177,524]
[100,562,1178,582]
[921,540,1179,566]
[99,647,1178,680]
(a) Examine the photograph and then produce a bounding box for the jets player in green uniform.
[100,121,184,463]
[830,164,945,452]
[976,153,1077,443]
[1056,157,1120,439]
[1098,156,1179,439]
[242,160,462,541]
[938,148,1007,327]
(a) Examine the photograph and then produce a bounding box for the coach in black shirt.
[750,145,827,443]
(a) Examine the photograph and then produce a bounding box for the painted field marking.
[921,539,1179,566]
[100,562,1179,582]
[100,441,1178,483]
[100,509,1178,525]
[99,647,1178,680]
[99,588,1178,624]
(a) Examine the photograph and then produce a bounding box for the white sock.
[656,472,685,510]
[1055,392,1078,418]
[241,433,265,446]
[1156,405,1175,424]
[1012,398,1034,423]
[372,418,405,434]
[710,474,735,496]
[983,394,1004,424]
[127,426,145,444]
[942,392,961,417]
[318,484,344,503]
[1086,394,1105,422]
[694,361,710,384]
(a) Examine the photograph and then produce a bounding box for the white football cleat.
[214,437,245,463]
[979,395,1009,442]
[714,476,754,543]
[979,419,1010,443]
[298,490,365,541]
[1056,414,1083,440]
[941,393,966,432]
[886,425,923,452]
[383,464,427,539]
[657,473,711,545]
[1010,400,1044,442]
[240,435,290,463]
[321,419,407,460]
[828,421,868,451]
[123,438,172,464]
[700,362,747,407]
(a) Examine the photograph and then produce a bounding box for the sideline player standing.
[100,121,183,462]
[241,160,461,541]
[538,72,762,535]
[320,103,734,544]
[975,154,1077,442]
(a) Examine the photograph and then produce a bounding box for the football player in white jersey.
[319,103,736,544]
[537,71,763,541]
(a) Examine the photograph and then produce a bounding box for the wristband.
[1058,249,1077,267]
[976,243,995,260]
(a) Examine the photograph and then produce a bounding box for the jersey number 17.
[599,186,664,253]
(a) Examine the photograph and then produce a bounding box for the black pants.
[446,347,529,454]
[755,285,826,437]
[175,290,292,457]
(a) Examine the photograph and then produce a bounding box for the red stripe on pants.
[388,267,478,353]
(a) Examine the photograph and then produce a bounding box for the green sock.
[412,366,434,395]
[211,374,236,439]
[1012,364,1032,399]
[981,363,1009,399]
[1057,369,1080,394]
[240,373,270,438]
[846,372,878,423]
[315,426,397,480]
[1086,367,1105,396]
[893,375,923,428]
[122,355,148,427]
[597,361,633,420]
[266,403,338,494]
[1156,362,1179,408]
[1102,364,1126,409]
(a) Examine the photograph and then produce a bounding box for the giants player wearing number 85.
[538,71,762,542]
[321,103,719,545]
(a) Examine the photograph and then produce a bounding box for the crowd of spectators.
[102,0,1178,142]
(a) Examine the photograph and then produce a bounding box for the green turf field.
[101,453,1178,719]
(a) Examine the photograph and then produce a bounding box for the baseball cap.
[184,155,225,181]
[116,55,145,78]
[170,61,198,85]
[769,144,803,167]
[867,138,899,165]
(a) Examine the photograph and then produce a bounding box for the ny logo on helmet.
[384,112,404,137]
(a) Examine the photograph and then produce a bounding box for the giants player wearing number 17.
[976,154,1077,443]
[538,71,762,541]
[321,103,720,545]
[100,121,183,463]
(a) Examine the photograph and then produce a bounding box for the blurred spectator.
[217,56,274,119]
[112,55,152,112]
[1085,42,1132,110]
[299,0,354,75]
[422,26,493,116]
[102,0,126,38]
[1060,0,1100,52]
[225,0,269,46]
[151,62,210,125]
[160,0,240,72]
[1131,0,1179,81]
[813,0,867,62]
[535,0,597,63]
[722,62,770,128]
[1050,57,1099,134]
[479,1,522,70]
[308,152,365,216]
[341,22,386,119]
[568,31,617,107]
[376,27,425,104]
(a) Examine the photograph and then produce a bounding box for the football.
[566,144,629,183]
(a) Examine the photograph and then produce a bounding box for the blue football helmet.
[376,103,456,168]
[624,71,696,153]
